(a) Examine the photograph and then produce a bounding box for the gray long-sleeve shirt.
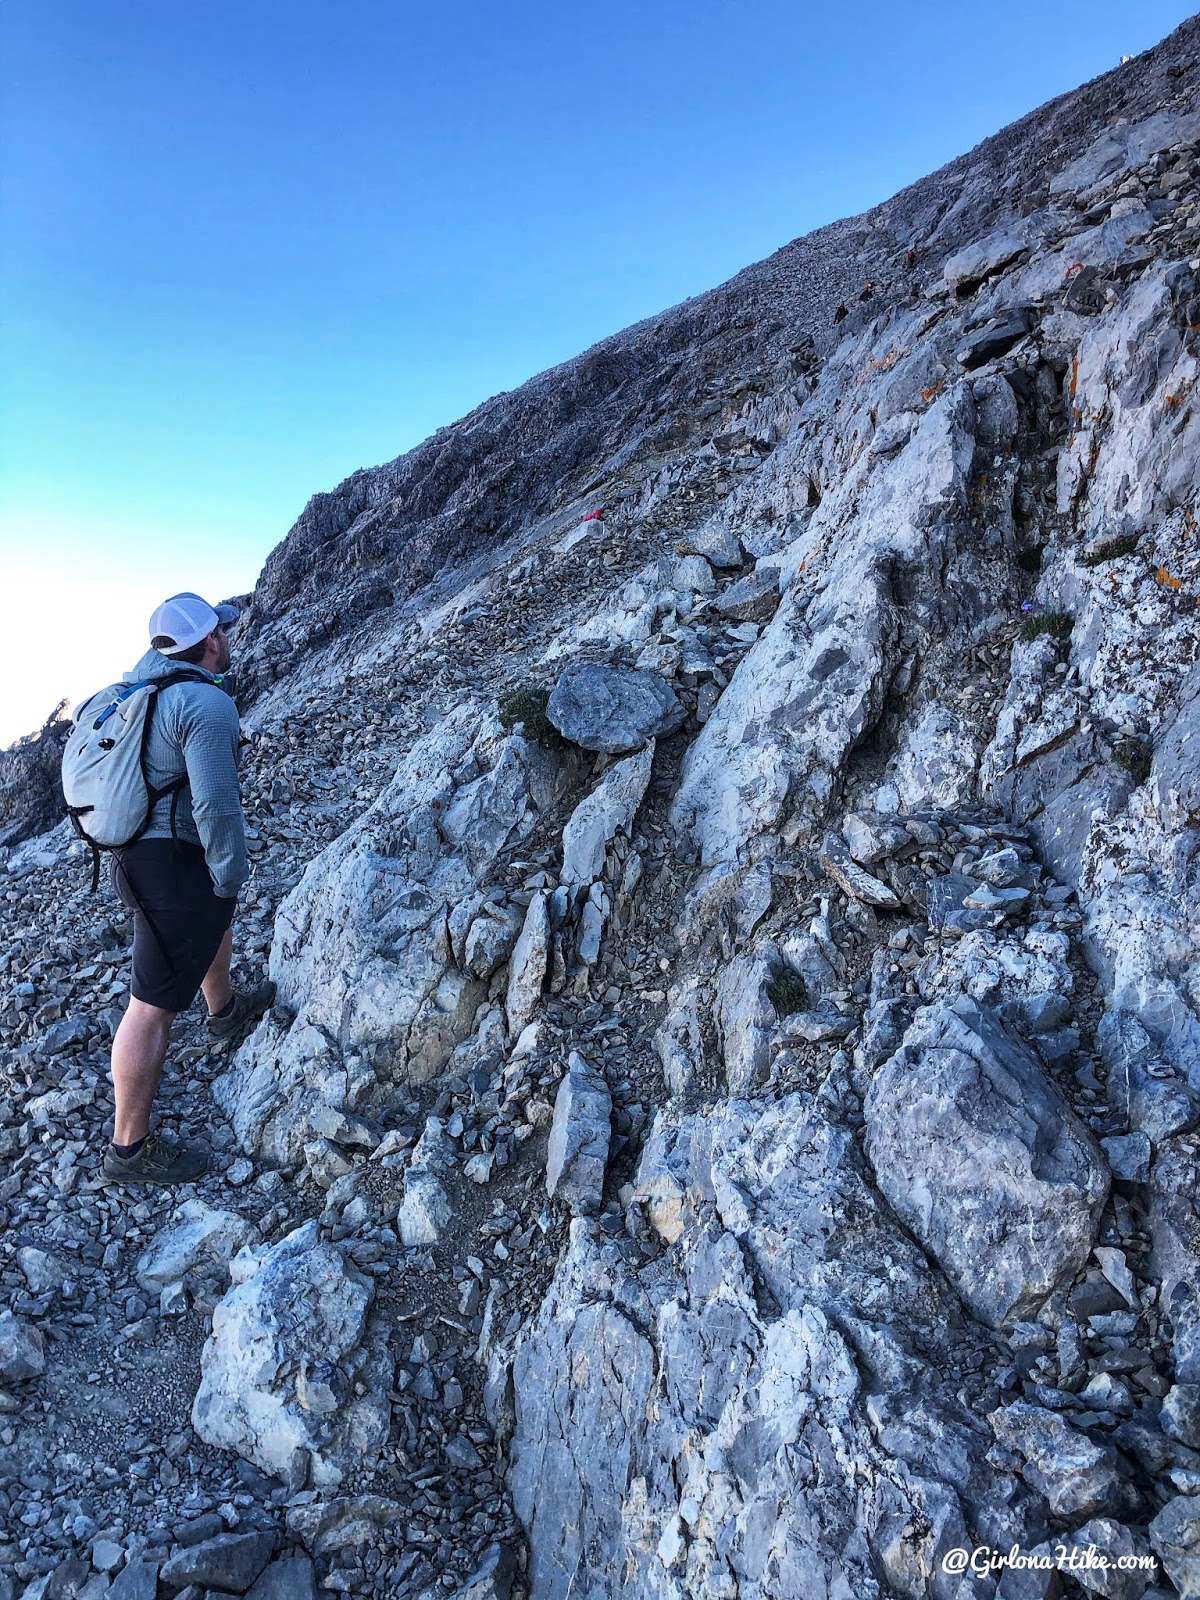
[76,649,248,898]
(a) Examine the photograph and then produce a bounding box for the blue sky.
[0,0,1192,746]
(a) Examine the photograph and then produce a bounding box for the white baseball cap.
[149,592,241,655]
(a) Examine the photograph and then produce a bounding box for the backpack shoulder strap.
[139,670,226,840]
[152,668,220,692]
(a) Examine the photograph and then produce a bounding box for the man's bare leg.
[201,927,234,1017]
[111,998,175,1146]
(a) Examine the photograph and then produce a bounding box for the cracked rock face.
[509,1097,1014,1600]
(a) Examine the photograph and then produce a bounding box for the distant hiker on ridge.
[62,592,275,1186]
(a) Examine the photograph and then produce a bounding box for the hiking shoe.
[208,979,277,1039]
[102,1131,209,1187]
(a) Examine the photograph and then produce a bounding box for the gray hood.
[123,648,220,687]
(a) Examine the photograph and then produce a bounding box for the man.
[82,592,275,1186]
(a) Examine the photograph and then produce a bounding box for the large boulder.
[546,664,682,754]
[192,1222,391,1489]
[864,998,1109,1327]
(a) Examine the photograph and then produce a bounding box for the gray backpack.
[62,670,214,889]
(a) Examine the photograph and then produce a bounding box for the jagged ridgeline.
[2,17,1200,1600]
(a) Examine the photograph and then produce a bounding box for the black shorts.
[113,840,236,1013]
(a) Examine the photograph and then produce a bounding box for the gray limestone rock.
[1151,1139,1200,1385]
[925,872,993,934]
[943,222,1031,290]
[955,308,1032,369]
[16,1247,66,1296]
[819,831,902,909]
[657,553,716,595]
[506,889,551,1033]
[283,1497,403,1557]
[35,1016,91,1060]
[1150,1494,1200,1600]
[514,1094,1009,1600]
[988,1403,1127,1519]
[1162,1386,1200,1452]
[1152,671,1200,829]
[5,23,1200,1600]
[422,1546,516,1600]
[546,664,682,754]
[883,704,981,814]
[1101,1009,1200,1144]
[653,975,707,1098]
[671,547,899,863]
[459,896,524,980]
[1049,107,1200,198]
[714,952,775,1092]
[560,745,653,887]
[714,566,781,623]
[864,999,1109,1327]
[103,1564,157,1600]
[135,1200,259,1296]
[842,811,912,866]
[0,705,69,848]
[158,1535,277,1596]
[191,1221,391,1488]
[244,1558,318,1600]
[1101,1132,1152,1183]
[214,706,572,1163]
[396,1118,455,1247]
[1062,1519,1153,1599]
[683,520,743,569]
[0,1311,45,1382]
[545,1053,611,1216]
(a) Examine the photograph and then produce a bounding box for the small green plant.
[1016,547,1043,574]
[497,687,561,747]
[1020,610,1073,643]
[766,972,809,1016]
[1081,534,1140,567]
[1112,736,1151,784]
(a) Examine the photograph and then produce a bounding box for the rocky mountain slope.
[2,15,1200,1600]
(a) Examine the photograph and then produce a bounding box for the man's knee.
[119,996,177,1035]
